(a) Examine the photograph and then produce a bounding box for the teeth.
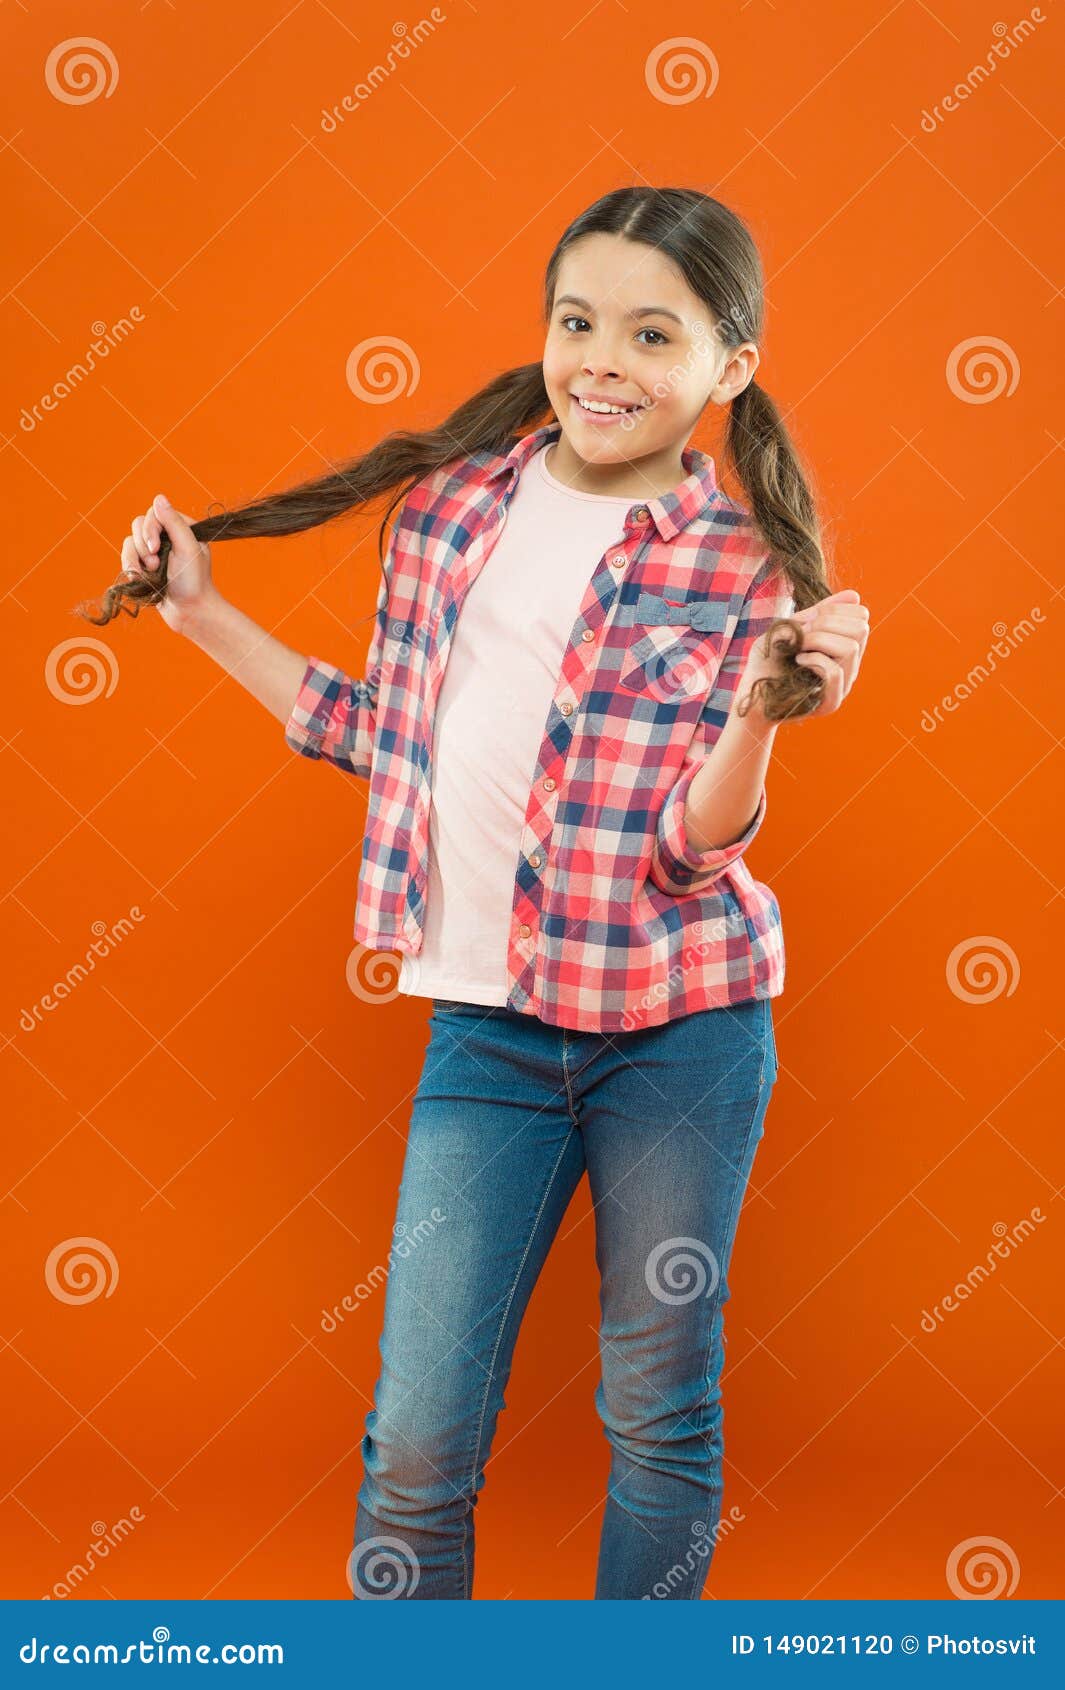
[577,396,639,414]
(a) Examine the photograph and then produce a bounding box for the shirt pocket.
[618,591,731,704]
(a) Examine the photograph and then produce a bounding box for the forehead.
[553,235,696,319]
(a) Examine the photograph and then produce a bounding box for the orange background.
[3,0,1062,1601]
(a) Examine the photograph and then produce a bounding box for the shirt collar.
[485,421,720,541]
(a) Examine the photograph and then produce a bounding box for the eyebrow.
[555,293,686,328]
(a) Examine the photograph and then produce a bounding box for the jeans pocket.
[683,997,777,1101]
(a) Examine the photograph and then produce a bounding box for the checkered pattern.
[284,422,794,1033]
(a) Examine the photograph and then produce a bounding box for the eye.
[558,315,670,348]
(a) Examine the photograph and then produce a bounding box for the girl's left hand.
[745,587,871,722]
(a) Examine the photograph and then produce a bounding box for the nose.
[582,349,625,381]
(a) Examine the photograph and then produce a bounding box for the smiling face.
[541,232,759,495]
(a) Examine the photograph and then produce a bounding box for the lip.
[570,393,650,425]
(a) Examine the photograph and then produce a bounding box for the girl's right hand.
[120,493,214,635]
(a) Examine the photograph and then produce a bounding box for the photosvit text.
[731,1634,1037,1657]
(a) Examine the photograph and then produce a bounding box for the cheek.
[541,345,573,388]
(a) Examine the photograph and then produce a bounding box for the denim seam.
[561,1035,582,1128]
[460,1125,579,1598]
[689,1089,765,1600]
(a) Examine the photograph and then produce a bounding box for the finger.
[795,602,869,626]
[120,535,144,576]
[799,629,863,661]
[796,650,844,714]
[809,613,870,641]
[143,502,160,555]
[802,649,857,698]
[133,514,161,571]
[151,493,200,561]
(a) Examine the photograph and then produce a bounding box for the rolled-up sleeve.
[649,771,766,895]
[647,554,793,897]
[284,659,379,777]
[282,510,396,778]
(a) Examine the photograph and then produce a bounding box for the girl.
[79,186,869,1599]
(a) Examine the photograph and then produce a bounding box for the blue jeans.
[349,994,778,1600]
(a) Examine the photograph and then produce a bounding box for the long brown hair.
[73,186,833,721]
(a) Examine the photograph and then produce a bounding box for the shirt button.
[560,701,573,716]
[543,777,556,791]
[611,554,626,568]
[519,923,531,938]
[581,628,594,642]
[633,505,649,522]
[529,853,541,868]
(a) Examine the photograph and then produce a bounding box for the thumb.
[793,588,861,621]
[152,493,200,558]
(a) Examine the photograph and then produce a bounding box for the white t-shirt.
[396,441,635,1005]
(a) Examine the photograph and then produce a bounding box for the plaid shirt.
[284,422,794,1033]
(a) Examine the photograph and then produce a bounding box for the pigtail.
[725,378,834,723]
[72,361,552,627]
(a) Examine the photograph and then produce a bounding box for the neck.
[546,432,688,500]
